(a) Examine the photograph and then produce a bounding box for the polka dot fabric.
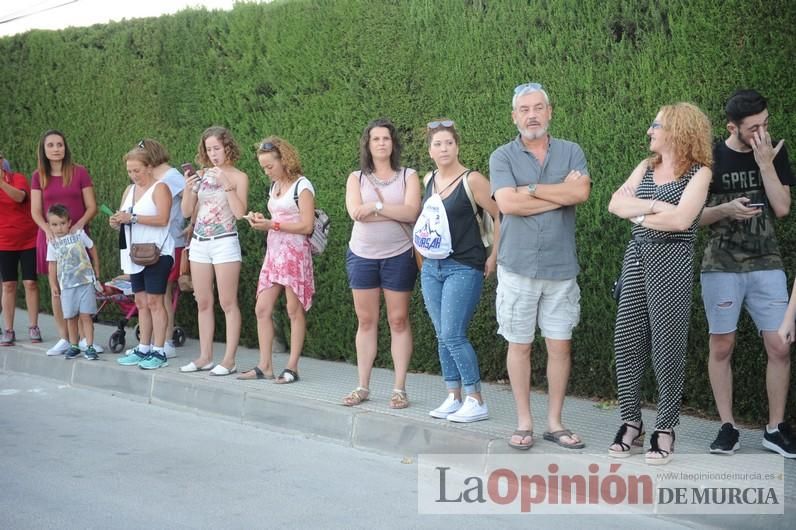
[613,164,701,430]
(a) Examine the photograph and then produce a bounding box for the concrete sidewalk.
[2,309,794,501]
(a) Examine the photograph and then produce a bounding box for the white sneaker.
[447,396,489,423]
[429,393,462,419]
[78,339,104,353]
[163,342,177,358]
[47,338,71,356]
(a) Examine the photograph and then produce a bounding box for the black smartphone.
[181,162,196,176]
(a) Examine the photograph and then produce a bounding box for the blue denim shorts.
[346,248,417,292]
[700,270,789,334]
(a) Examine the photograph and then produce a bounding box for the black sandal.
[645,430,675,465]
[236,366,275,380]
[608,422,645,458]
[275,368,299,384]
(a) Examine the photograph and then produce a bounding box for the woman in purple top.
[30,130,98,355]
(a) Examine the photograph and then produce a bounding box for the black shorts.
[130,255,174,295]
[0,248,37,282]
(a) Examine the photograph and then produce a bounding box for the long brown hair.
[359,118,402,173]
[36,129,75,189]
[648,103,713,177]
[256,136,303,180]
[196,126,240,167]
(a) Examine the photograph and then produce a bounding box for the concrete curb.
[1,348,497,457]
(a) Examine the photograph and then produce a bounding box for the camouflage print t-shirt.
[701,141,794,272]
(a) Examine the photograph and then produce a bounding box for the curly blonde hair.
[197,126,240,167]
[256,136,303,180]
[649,103,713,177]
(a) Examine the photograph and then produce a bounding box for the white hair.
[512,86,550,109]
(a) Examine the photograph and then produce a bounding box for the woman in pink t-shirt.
[341,118,421,409]
[30,130,98,355]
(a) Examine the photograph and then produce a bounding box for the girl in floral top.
[179,126,249,376]
[240,137,315,384]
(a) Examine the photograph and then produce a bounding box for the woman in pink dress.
[239,137,315,383]
[29,130,98,355]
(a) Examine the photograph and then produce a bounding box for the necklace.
[364,169,400,187]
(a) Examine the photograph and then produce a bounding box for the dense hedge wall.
[1,0,794,423]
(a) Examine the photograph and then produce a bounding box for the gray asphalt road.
[0,373,789,529]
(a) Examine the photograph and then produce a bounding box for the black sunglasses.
[427,120,455,130]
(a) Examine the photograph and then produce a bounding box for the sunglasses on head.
[514,82,543,94]
[427,120,455,130]
[259,142,279,152]
[137,140,145,149]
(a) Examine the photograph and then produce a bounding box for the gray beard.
[518,125,548,141]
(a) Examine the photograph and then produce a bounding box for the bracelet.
[272,221,281,231]
[649,200,657,213]
[632,214,646,225]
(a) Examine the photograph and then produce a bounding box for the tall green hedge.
[1,0,794,423]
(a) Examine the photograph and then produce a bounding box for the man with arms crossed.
[490,83,591,450]
[701,89,795,458]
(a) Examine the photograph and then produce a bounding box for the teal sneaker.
[83,346,99,361]
[64,346,81,359]
[139,351,168,370]
[118,348,148,366]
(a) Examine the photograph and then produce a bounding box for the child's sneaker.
[0,329,15,346]
[64,346,82,359]
[139,351,168,370]
[83,346,99,361]
[118,348,148,366]
[79,338,105,353]
[28,326,42,343]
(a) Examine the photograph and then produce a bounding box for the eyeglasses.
[650,122,663,130]
[427,120,455,130]
[137,140,145,149]
[259,142,279,152]
[514,82,543,94]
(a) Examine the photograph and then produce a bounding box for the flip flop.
[543,429,585,449]
[180,361,214,373]
[508,430,534,450]
[209,364,237,376]
[275,368,299,384]
[237,366,275,380]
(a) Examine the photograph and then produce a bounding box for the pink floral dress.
[257,177,315,311]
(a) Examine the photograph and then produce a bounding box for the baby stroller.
[94,276,186,353]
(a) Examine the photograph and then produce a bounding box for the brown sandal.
[342,387,370,407]
[389,389,409,409]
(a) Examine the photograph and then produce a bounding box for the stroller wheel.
[135,324,140,342]
[173,327,186,347]
[109,330,126,353]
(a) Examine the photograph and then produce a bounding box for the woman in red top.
[0,151,41,346]
[30,130,98,355]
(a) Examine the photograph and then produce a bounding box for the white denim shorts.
[496,266,581,344]
[188,233,241,265]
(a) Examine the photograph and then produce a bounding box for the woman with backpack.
[415,119,500,423]
[240,137,315,384]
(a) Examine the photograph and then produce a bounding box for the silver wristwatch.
[131,213,138,225]
[375,201,384,214]
[527,183,537,196]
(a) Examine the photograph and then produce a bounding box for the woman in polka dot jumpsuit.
[606,103,714,465]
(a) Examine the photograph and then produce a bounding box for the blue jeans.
[421,258,484,394]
